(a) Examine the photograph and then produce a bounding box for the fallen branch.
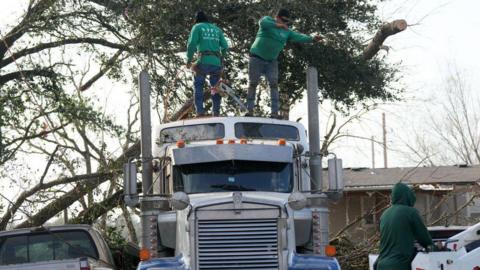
[363,20,407,60]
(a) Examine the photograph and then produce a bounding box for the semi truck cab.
[125,116,343,270]
[124,67,343,270]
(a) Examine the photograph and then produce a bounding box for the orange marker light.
[278,138,286,146]
[216,139,224,144]
[139,248,151,261]
[240,139,248,144]
[228,139,236,144]
[176,140,185,148]
[325,245,336,257]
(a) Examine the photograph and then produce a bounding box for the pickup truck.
[0,224,117,270]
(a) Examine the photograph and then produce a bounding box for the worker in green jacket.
[187,11,228,117]
[246,8,322,119]
[375,182,433,270]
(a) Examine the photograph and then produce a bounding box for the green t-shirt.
[187,22,228,66]
[249,16,313,61]
[376,183,433,270]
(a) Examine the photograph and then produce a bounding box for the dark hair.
[195,10,209,23]
[277,8,290,18]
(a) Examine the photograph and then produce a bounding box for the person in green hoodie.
[375,182,433,270]
[187,11,228,117]
[246,8,322,119]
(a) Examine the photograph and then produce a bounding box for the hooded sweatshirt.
[249,16,313,61]
[376,183,433,270]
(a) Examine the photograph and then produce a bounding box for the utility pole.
[382,112,387,168]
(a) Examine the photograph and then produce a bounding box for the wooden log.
[363,20,407,60]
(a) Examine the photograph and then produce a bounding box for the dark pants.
[246,56,279,115]
[194,64,222,115]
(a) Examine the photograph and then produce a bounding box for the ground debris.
[333,234,378,270]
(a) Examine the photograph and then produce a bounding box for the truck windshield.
[0,230,98,265]
[173,160,293,193]
[159,123,224,143]
[235,122,300,141]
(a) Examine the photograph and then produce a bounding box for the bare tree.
[405,68,480,165]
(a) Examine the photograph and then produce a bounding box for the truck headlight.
[288,192,307,210]
[171,191,190,210]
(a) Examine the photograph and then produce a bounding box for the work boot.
[270,113,283,120]
[244,111,254,117]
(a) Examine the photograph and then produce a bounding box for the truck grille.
[197,219,279,269]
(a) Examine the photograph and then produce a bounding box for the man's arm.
[186,25,199,64]
[219,30,228,57]
[288,30,315,43]
[411,209,433,248]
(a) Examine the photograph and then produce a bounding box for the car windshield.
[0,230,98,265]
[173,160,293,193]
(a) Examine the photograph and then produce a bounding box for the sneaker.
[212,112,220,117]
[196,113,206,118]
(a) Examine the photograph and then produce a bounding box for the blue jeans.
[246,56,279,115]
[194,64,222,115]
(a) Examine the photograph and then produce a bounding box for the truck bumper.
[138,254,341,270]
[137,256,186,270]
[289,254,341,270]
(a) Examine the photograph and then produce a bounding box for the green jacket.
[376,183,433,270]
[249,16,313,61]
[187,22,228,67]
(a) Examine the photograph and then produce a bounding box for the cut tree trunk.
[363,20,407,60]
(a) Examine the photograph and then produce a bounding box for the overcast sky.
[1,0,479,169]
[291,0,480,168]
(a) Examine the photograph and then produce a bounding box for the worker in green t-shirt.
[375,182,433,270]
[187,11,228,117]
[246,8,322,119]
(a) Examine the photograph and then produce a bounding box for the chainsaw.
[211,80,248,112]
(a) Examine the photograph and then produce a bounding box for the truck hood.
[188,192,290,208]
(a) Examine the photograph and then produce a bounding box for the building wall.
[329,187,474,242]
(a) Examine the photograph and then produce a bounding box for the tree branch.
[1,172,114,230]
[1,38,128,68]
[79,49,125,91]
[0,69,56,85]
[363,20,407,60]
[13,171,117,229]
[69,189,123,224]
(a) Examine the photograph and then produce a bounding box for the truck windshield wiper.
[211,184,256,191]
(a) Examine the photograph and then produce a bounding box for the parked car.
[0,224,117,270]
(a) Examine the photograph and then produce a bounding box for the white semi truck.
[124,67,344,270]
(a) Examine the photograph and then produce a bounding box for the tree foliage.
[123,0,400,116]
[0,0,403,235]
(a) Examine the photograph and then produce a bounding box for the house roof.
[336,165,480,190]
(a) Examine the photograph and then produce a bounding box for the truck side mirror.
[123,159,139,207]
[328,157,344,192]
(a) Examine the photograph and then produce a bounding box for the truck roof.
[158,116,305,129]
[154,116,308,146]
[0,224,94,237]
